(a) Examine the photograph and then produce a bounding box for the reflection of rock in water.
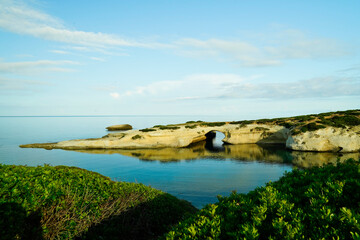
[291,151,360,168]
[71,142,360,168]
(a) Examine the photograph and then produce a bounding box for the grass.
[0,165,196,240]
[164,159,360,240]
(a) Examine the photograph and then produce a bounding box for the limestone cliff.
[20,110,360,153]
[286,126,360,152]
[21,123,288,150]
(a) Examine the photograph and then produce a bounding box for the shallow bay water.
[0,116,356,208]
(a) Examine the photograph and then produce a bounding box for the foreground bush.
[0,165,196,239]
[164,159,360,239]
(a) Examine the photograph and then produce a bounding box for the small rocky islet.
[20,109,360,153]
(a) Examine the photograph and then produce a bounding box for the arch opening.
[205,131,225,152]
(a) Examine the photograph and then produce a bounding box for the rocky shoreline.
[20,110,360,153]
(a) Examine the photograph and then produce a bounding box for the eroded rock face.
[20,124,288,150]
[20,122,360,153]
[286,126,360,152]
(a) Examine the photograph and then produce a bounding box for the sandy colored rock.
[286,126,360,152]
[20,111,360,153]
[106,124,132,131]
[20,123,288,150]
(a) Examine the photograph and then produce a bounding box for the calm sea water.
[0,116,352,208]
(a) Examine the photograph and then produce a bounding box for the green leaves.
[0,164,196,239]
[164,159,360,239]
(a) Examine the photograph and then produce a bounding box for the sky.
[0,0,359,118]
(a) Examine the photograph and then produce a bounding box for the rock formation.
[106,124,132,131]
[20,110,360,153]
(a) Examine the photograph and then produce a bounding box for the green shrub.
[251,127,270,131]
[319,115,360,128]
[300,123,327,133]
[185,125,197,129]
[256,119,273,124]
[0,165,195,239]
[200,122,226,127]
[164,159,360,240]
[276,121,293,128]
[131,134,142,140]
[292,115,316,122]
[153,125,181,130]
[139,128,157,132]
[159,126,180,130]
[229,120,253,125]
[186,120,204,124]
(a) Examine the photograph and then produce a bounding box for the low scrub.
[318,115,360,128]
[132,134,142,140]
[0,165,195,239]
[154,125,181,130]
[299,122,326,133]
[164,159,360,239]
[200,122,226,127]
[139,128,157,132]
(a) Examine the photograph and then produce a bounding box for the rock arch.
[204,130,226,152]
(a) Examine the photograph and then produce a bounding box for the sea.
[0,115,352,208]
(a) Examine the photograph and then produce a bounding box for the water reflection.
[71,140,359,168]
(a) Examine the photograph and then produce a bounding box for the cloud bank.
[176,31,348,67]
[0,0,349,68]
[112,74,360,101]
[0,60,79,74]
[0,0,155,49]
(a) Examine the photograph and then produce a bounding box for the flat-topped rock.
[106,124,132,131]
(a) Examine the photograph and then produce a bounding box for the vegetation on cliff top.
[152,110,359,134]
[164,159,360,239]
[0,165,196,239]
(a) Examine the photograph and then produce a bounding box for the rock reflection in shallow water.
[71,141,359,168]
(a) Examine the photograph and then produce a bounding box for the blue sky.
[0,0,359,118]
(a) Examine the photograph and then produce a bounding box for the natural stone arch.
[204,130,226,152]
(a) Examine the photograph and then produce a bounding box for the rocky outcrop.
[20,110,360,153]
[106,124,132,131]
[286,126,360,152]
[20,123,289,150]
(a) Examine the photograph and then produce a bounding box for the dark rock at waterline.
[106,124,133,131]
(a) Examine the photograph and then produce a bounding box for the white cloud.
[176,38,278,67]
[0,76,52,91]
[109,92,120,99]
[220,76,360,99]
[0,0,161,50]
[90,57,106,62]
[0,60,79,74]
[50,50,69,55]
[110,72,360,102]
[115,73,247,101]
[175,30,349,67]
